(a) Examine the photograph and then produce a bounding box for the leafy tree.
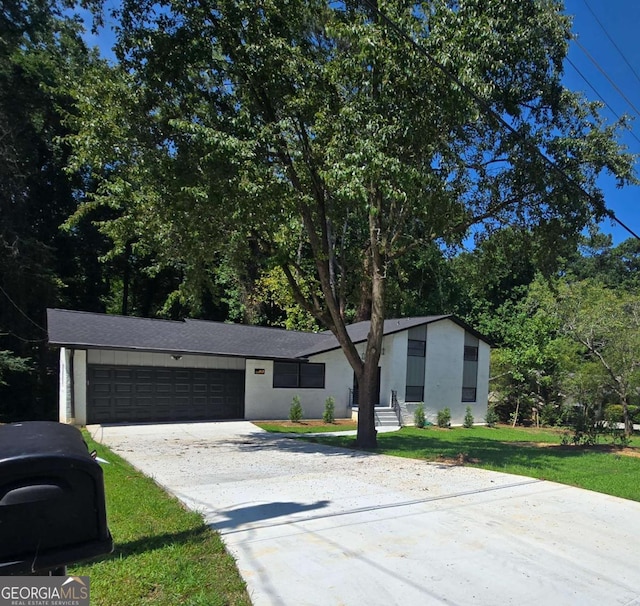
[68,0,634,447]
[555,280,640,437]
[486,276,570,424]
[564,231,640,291]
[0,0,104,418]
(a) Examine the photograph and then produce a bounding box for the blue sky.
[563,0,640,243]
[84,0,639,244]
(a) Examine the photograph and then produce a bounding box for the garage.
[87,365,245,424]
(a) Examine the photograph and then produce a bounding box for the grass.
[70,432,250,606]
[255,419,358,433]
[258,423,640,502]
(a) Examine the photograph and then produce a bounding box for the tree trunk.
[622,398,633,438]
[355,207,386,448]
[121,242,132,316]
[512,398,520,428]
[356,365,378,448]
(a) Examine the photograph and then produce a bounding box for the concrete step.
[374,407,400,427]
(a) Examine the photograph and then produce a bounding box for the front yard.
[257,423,640,502]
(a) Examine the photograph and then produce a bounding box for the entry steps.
[374,407,401,427]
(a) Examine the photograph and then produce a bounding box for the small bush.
[484,406,499,428]
[414,403,426,429]
[289,396,303,423]
[437,407,451,428]
[463,406,474,428]
[322,397,335,424]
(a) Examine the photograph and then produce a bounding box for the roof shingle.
[47,309,488,360]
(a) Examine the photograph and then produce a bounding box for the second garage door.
[87,365,245,424]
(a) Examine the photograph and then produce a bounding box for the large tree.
[556,279,640,437]
[68,0,634,446]
[0,0,117,419]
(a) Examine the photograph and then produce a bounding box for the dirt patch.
[254,419,356,428]
[435,452,481,466]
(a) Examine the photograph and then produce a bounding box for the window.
[273,362,325,389]
[462,333,479,402]
[464,346,478,361]
[408,339,426,357]
[405,385,424,402]
[462,387,477,402]
[300,363,325,388]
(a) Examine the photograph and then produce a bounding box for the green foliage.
[437,408,451,429]
[66,0,635,448]
[605,405,640,424]
[484,406,499,428]
[555,279,640,436]
[0,0,112,419]
[463,406,474,429]
[322,396,335,424]
[414,403,426,429]
[289,395,304,423]
[0,350,31,386]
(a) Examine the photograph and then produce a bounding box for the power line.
[581,0,640,89]
[573,37,640,120]
[565,56,640,149]
[359,0,640,241]
[0,284,47,333]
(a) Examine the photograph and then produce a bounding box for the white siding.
[244,349,352,420]
[86,349,244,370]
[60,348,89,426]
[418,320,488,426]
[380,331,408,406]
[59,347,71,423]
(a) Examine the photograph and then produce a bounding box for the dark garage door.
[87,365,245,424]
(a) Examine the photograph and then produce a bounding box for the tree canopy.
[66,0,636,446]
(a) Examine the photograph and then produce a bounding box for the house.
[47,308,490,427]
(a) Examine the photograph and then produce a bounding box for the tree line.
[1,0,637,444]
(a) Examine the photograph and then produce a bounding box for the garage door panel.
[87,365,244,424]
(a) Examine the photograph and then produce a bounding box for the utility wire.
[582,0,640,89]
[565,55,640,149]
[0,284,47,333]
[573,38,640,120]
[359,0,640,241]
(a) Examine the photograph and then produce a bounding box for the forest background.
[1,0,639,442]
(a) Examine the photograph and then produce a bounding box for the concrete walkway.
[90,421,640,606]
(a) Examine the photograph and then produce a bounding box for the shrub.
[322,397,335,424]
[463,406,474,428]
[605,404,640,425]
[289,396,303,423]
[414,403,426,429]
[437,407,451,428]
[484,406,499,428]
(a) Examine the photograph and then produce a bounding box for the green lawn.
[255,420,358,433]
[70,433,250,606]
[259,423,640,502]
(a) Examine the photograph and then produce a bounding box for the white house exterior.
[48,309,490,427]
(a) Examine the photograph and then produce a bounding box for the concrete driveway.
[90,421,640,606]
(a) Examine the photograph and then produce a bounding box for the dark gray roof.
[47,309,489,360]
[47,309,324,360]
[294,315,488,356]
